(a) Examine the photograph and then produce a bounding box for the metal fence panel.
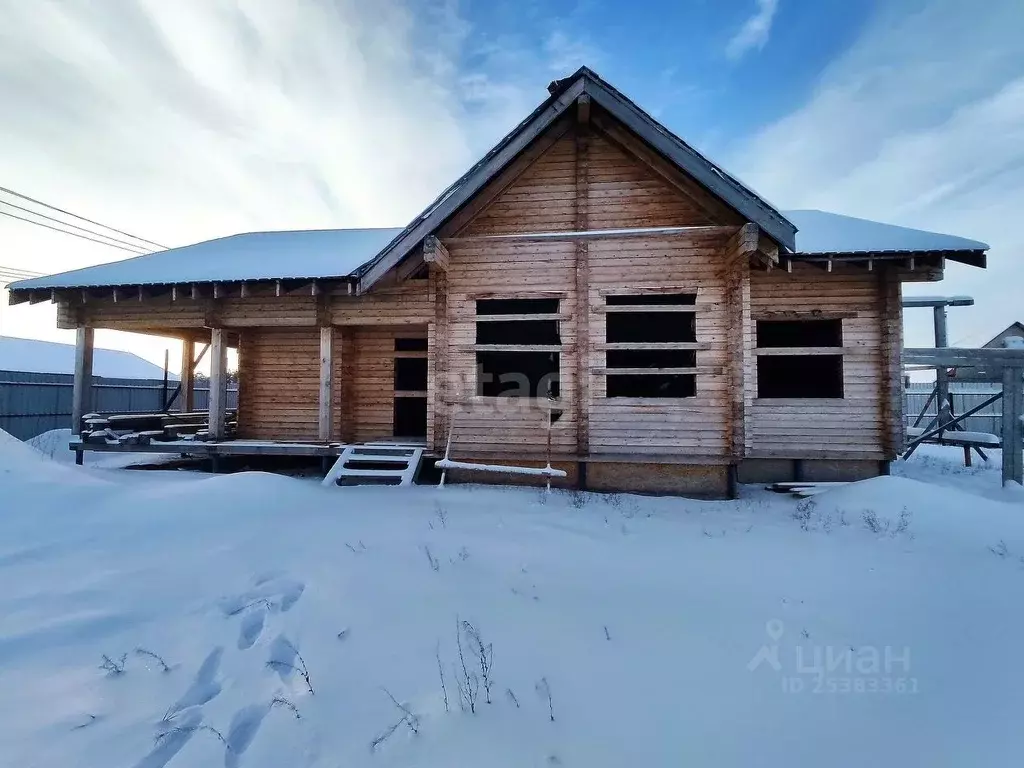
[0,371,237,440]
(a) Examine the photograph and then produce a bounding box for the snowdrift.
[0,440,1021,766]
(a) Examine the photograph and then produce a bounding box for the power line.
[0,264,42,278]
[0,199,158,252]
[0,208,147,255]
[0,184,168,250]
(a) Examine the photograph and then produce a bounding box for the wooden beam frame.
[903,346,1024,486]
[422,236,450,272]
[443,225,736,246]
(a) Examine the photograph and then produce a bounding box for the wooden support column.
[71,326,94,436]
[180,339,195,412]
[573,95,591,460]
[879,270,905,456]
[318,325,333,442]
[208,328,228,441]
[933,304,950,415]
[723,225,755,461]
[430,267,449,453]
[1002,366,1023,486]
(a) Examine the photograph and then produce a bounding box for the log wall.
[237,328,320,441]
[441,124,735,459]
[747,263,888,459]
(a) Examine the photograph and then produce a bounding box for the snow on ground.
[1,431,1022,767]
[29,429,184,470]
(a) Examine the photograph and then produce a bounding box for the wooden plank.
[71,326,94,435]
[318,326,333,441]
[209,328,228,441]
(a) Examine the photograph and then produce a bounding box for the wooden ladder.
[322,444,425,487]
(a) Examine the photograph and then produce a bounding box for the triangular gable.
[357,67,796,293]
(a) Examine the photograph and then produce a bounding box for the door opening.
[393,337,427,439]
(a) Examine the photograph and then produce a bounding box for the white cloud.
[725,0,779,61]
[0,0,588,366]
[731,0,1024,347]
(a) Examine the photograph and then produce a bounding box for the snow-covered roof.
[8,228,404,292]
[784,209,988,255]
[8,210,989,295]
[0,336,177,379]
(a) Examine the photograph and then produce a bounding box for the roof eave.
[792,248,986,268]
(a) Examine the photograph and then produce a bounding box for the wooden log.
[1002,366,1023,486]
[209,328,228,441]
[318,325,333,441]
[423,236,450,272]
[71,326,94,436]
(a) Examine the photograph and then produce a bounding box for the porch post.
[318,325,333,441]
[180,339,195,412]
[209,328,227,441]
[933,304,950,418]
[71,326,94,437]
[1002,366,1023,486]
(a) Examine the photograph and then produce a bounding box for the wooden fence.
[0,371,238,441]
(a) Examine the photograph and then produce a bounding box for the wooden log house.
[8,68,990,496]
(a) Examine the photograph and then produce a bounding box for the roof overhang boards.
[783,249,986,277]
[8,278,356,307]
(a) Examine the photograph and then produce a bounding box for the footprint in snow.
[238,606,266,650]
[221,577,305,617]
[169,647,223,714]
[224,703,269,768]
[267,634,298,683]
[135,709,202,768]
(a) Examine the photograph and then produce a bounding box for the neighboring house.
[983,321,1024,349]
[7,68,989,495]
[949,321,1024,383]
[0,335,176,380]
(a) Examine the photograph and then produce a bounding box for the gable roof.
[982,321,1024,349]
[786,209,988,257]
[8,228,403,292]
[355,67,796,292]
[0,335,177,379]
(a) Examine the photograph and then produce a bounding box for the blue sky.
[0,0,1021,362]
